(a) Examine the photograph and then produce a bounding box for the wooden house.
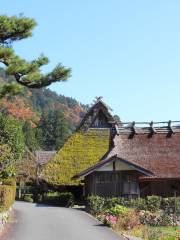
[73,98,180,198]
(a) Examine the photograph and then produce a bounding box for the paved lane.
[4,201,124,240]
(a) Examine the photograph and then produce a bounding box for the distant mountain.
[0,68,120,151]
[0,68,88,131]
[30,88,88,130]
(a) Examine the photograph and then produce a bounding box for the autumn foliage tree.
[0,96,39,126]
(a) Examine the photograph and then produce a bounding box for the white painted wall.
[97,158,134,171]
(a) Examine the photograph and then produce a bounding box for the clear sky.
[1,0,180,122]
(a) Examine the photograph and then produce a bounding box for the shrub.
[36,193,43,203]
[115,209,140,230]
[87,195,105,215]
[103,215,118,227]
[86,195,180,227]
[23,194,33,203]
[43,192,74,207]
[139,210,175,227]
[106,205,130,216]
[0,185,16,212]
[161,197,180,214]
[104,197,120,209]
[58,192,74,207]
[146,195,161,212]
[130,197,147,210]
[43,192,59,205]
[2,178,16,186]
[160,213,174,226]
[139,210,162,226]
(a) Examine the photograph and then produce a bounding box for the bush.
[161,197,180,214]
[23,194,33,203]
[86,195,180,227]
[106,205,130,216]
[139,210,175,227]
[87,195,105,215]
[139,210,162,226]
[103,215,118,227]
[2,178,16,186]
[36,193,43,203]
[0,185,16,212]
[43,192,74,207]
[58,192,74,207]
[104,197,120,209]
[160,213,174,226]
[130,197,147,210]
[146,196,161,212]
[115,209,140,230]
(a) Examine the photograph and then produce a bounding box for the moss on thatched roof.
[42,129,110,185]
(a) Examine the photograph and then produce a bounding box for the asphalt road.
[4,201,125,240]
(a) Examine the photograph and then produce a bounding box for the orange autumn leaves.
[0,96,39,127]
[55,103,85,127]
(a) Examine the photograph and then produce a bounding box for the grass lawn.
[116,225,180,240]
[155,226,180,239]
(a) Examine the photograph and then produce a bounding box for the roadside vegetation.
[87,195,180,240]
[20,191,74,208]
[0,12,71,230]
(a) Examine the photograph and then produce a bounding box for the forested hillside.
[0,68,88,151]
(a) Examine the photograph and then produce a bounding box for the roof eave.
[72,155,154,179]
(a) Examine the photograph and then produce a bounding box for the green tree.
[0,144,15,179]
[23,121,40,152]
[38,111,54,149]
[0,114,25,160]
[54,110,70,149]
[0,15,71,98]
[37,110,70,150]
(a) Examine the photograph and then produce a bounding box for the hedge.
[87,195,180,215]
[42,129,110,185]
[23,194,34,203]
[43,192,74,207]
[0,185,16,212]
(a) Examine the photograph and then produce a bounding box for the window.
[123,175,139,197]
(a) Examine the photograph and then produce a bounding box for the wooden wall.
[85,171,140,198]
[85,172,180,198]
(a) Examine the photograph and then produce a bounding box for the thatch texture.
[42,129,110,185]
[107,133,180,179]
[35,151,56,166]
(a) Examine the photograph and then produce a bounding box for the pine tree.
[54,109,70,149]
[23,121,40,152]
[37,110,70,150]
[0,15,71,98]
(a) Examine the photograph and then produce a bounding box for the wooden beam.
[149,121,157,134]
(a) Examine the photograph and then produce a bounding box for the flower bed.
[87,195,180,240]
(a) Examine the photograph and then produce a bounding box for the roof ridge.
[117,121,180,134]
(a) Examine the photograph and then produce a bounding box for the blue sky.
[1,0,180,121]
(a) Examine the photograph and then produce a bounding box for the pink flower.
[105,215,118,225]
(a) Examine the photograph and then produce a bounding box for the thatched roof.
[75,129,180,180]
[42,129,110,185]
[35,151,56,166]
[111,133,180,179]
